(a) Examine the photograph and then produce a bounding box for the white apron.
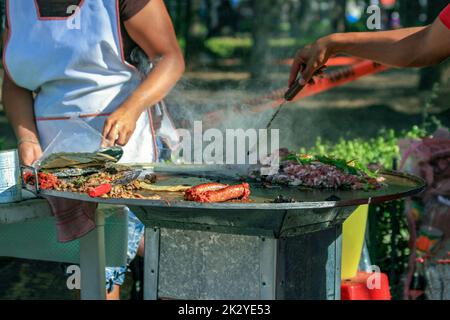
[4,0,158,163]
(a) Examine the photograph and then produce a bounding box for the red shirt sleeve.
[439,4,450,29]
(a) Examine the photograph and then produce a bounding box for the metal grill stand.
[133,205,357,300]
[30,167,425,300]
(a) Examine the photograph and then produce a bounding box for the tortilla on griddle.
[136,181,191,192]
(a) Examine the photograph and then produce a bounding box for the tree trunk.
[250,0,282,79]
[289,0,311,38]
[183,0,193,62]
[204,0,213,38]
[170,0,183,35]
[399,0,421,27]
[332,0,347,32]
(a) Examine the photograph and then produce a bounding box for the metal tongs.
[88,170,142,198]
[21,164,41,194]
[265,73,306,130]
[285,72,307,102]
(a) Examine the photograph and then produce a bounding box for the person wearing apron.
[2,0,184,299]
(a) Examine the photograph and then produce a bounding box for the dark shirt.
[10,0,151,64]
[35,0,150,21]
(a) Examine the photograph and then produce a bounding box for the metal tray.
[33,164,426,211]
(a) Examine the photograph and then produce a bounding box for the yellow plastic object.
[341,205,369,280]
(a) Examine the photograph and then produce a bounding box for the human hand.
[289,37,334,87]
[102,106,141,147]
[18,140,43,166]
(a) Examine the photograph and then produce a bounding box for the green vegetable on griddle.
[283,153,379,179]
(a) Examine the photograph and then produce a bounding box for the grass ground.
[0,64,448,300]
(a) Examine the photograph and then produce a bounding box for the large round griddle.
[35,164,426,211]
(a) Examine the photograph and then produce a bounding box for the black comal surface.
[36,164,426,211]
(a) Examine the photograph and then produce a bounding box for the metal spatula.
[88,170,142,198]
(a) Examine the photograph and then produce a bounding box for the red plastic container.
[341,272,391,300]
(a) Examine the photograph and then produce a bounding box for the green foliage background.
[299,125,434,299]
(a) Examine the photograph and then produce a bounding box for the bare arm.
[328,27,427,67]
[290,18,450,86]
[103,0,185,146]
[2,31,42,165]
[331,21,450,67]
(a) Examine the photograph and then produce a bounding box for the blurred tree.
[206,0,238,37]
[399,0,422,27]
[249,0,283,79]
[183,0,194,61]
[288,0,312,38]
[175,0,184,34]
[332,0,348,32]
[204,0,216,38]
[178,0,210,66]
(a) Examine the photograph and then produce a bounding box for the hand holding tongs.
[284,74,306,101]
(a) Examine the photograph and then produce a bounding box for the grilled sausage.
[194,183,251,203]
[184,183,228,201]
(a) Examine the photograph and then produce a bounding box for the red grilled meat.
[184,183,228,201]
[192,183,251,203]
